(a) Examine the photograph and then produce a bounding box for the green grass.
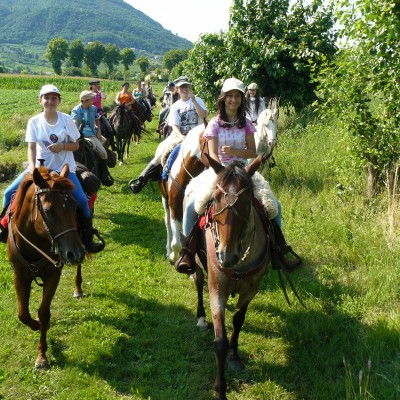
[0,78,399,399]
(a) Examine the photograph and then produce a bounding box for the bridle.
[10,185,77,270]
[206,179,269,280]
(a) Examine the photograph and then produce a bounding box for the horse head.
[256,98,279,151]
[207,154,262,268]
[12,164,85,266]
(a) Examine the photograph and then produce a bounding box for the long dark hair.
[245,90,261,114]
[216,91,247,128]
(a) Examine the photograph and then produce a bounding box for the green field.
[0,76,399,400]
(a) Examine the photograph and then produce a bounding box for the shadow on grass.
[50,289,216,400]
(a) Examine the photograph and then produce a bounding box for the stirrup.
[175,252,196,275]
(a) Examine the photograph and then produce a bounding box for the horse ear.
[205,153,224,174]
[33,168,49,189]
[245,154,262,177]
[60,164,70,178]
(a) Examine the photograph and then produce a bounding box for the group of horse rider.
[128,76,301,273]
[0,76,300,273]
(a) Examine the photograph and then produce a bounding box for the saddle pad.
[161,143,181,180]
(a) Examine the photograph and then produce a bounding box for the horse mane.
[12,168,75,219]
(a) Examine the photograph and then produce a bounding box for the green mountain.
[0,0,192,54]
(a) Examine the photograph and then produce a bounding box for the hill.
[0,0,192,54]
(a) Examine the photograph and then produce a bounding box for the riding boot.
[270,220,302,271]
[98,159,114,187]
[175,219,201,274]
[128,163,162,194]
[80,216,105,254]
[0,204,9,243]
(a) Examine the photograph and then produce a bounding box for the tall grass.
[0,78,399,399]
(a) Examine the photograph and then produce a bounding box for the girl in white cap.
[175,78,300,274]
[0,85,104,253]
[246,82,266,124]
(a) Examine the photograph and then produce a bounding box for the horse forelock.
[217,163,252,194]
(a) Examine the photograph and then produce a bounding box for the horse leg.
[193,265,207,330]
[228,302,249,372]
[35,269,61,369]
[162,197,173,261]
[73,263,83,299]
[209,281,229,400]
[14,272,40,331]
[125,137,131,159]
[170,218,182,263]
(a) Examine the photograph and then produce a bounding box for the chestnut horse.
[7,164,86,369]
[198,155,270,400]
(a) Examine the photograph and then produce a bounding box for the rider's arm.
[188,93,207,121]
[27,142,37,171]
[207,137,221,164]
[171,125,184,140]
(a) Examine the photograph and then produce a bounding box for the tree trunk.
[366,165,378,199]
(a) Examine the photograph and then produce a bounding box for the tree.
[45,37,69,75]
[69,39,84,68]
[120,48,136,79]
[84,41,105,76]
[162,48,190,71]
[184,33,228,108]
[317,0,400,197]
[184,0,337,111]
[103,43,121,78]
[136,56,150,75]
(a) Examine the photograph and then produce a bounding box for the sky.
[124,0,232,43]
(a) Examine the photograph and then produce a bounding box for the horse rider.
[133,81,151,116]
[175,78,301,274]
[71,90,114,187]
[128,76,207,194]
[89,79,114,138]
[0,84,104,253]
[157,81,178,134]
[245,82,266,125]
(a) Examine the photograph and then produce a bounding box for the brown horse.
[7,164,86,369]
[193,155,270,400]
[111,103,141,165]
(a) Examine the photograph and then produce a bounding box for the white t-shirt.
[25,111,80,172]
[168,97,207,135]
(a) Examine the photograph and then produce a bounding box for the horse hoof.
[227,357,244,372]
[73,290,83,299]
[35,358,50,370]
[196,317,208,330]
[119,161,123,166]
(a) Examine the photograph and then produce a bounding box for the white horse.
[251,97,279,167]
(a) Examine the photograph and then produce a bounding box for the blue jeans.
[3,169,91,218]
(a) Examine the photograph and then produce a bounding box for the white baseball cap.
[39,84,61,97]
[221,78,245,94]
